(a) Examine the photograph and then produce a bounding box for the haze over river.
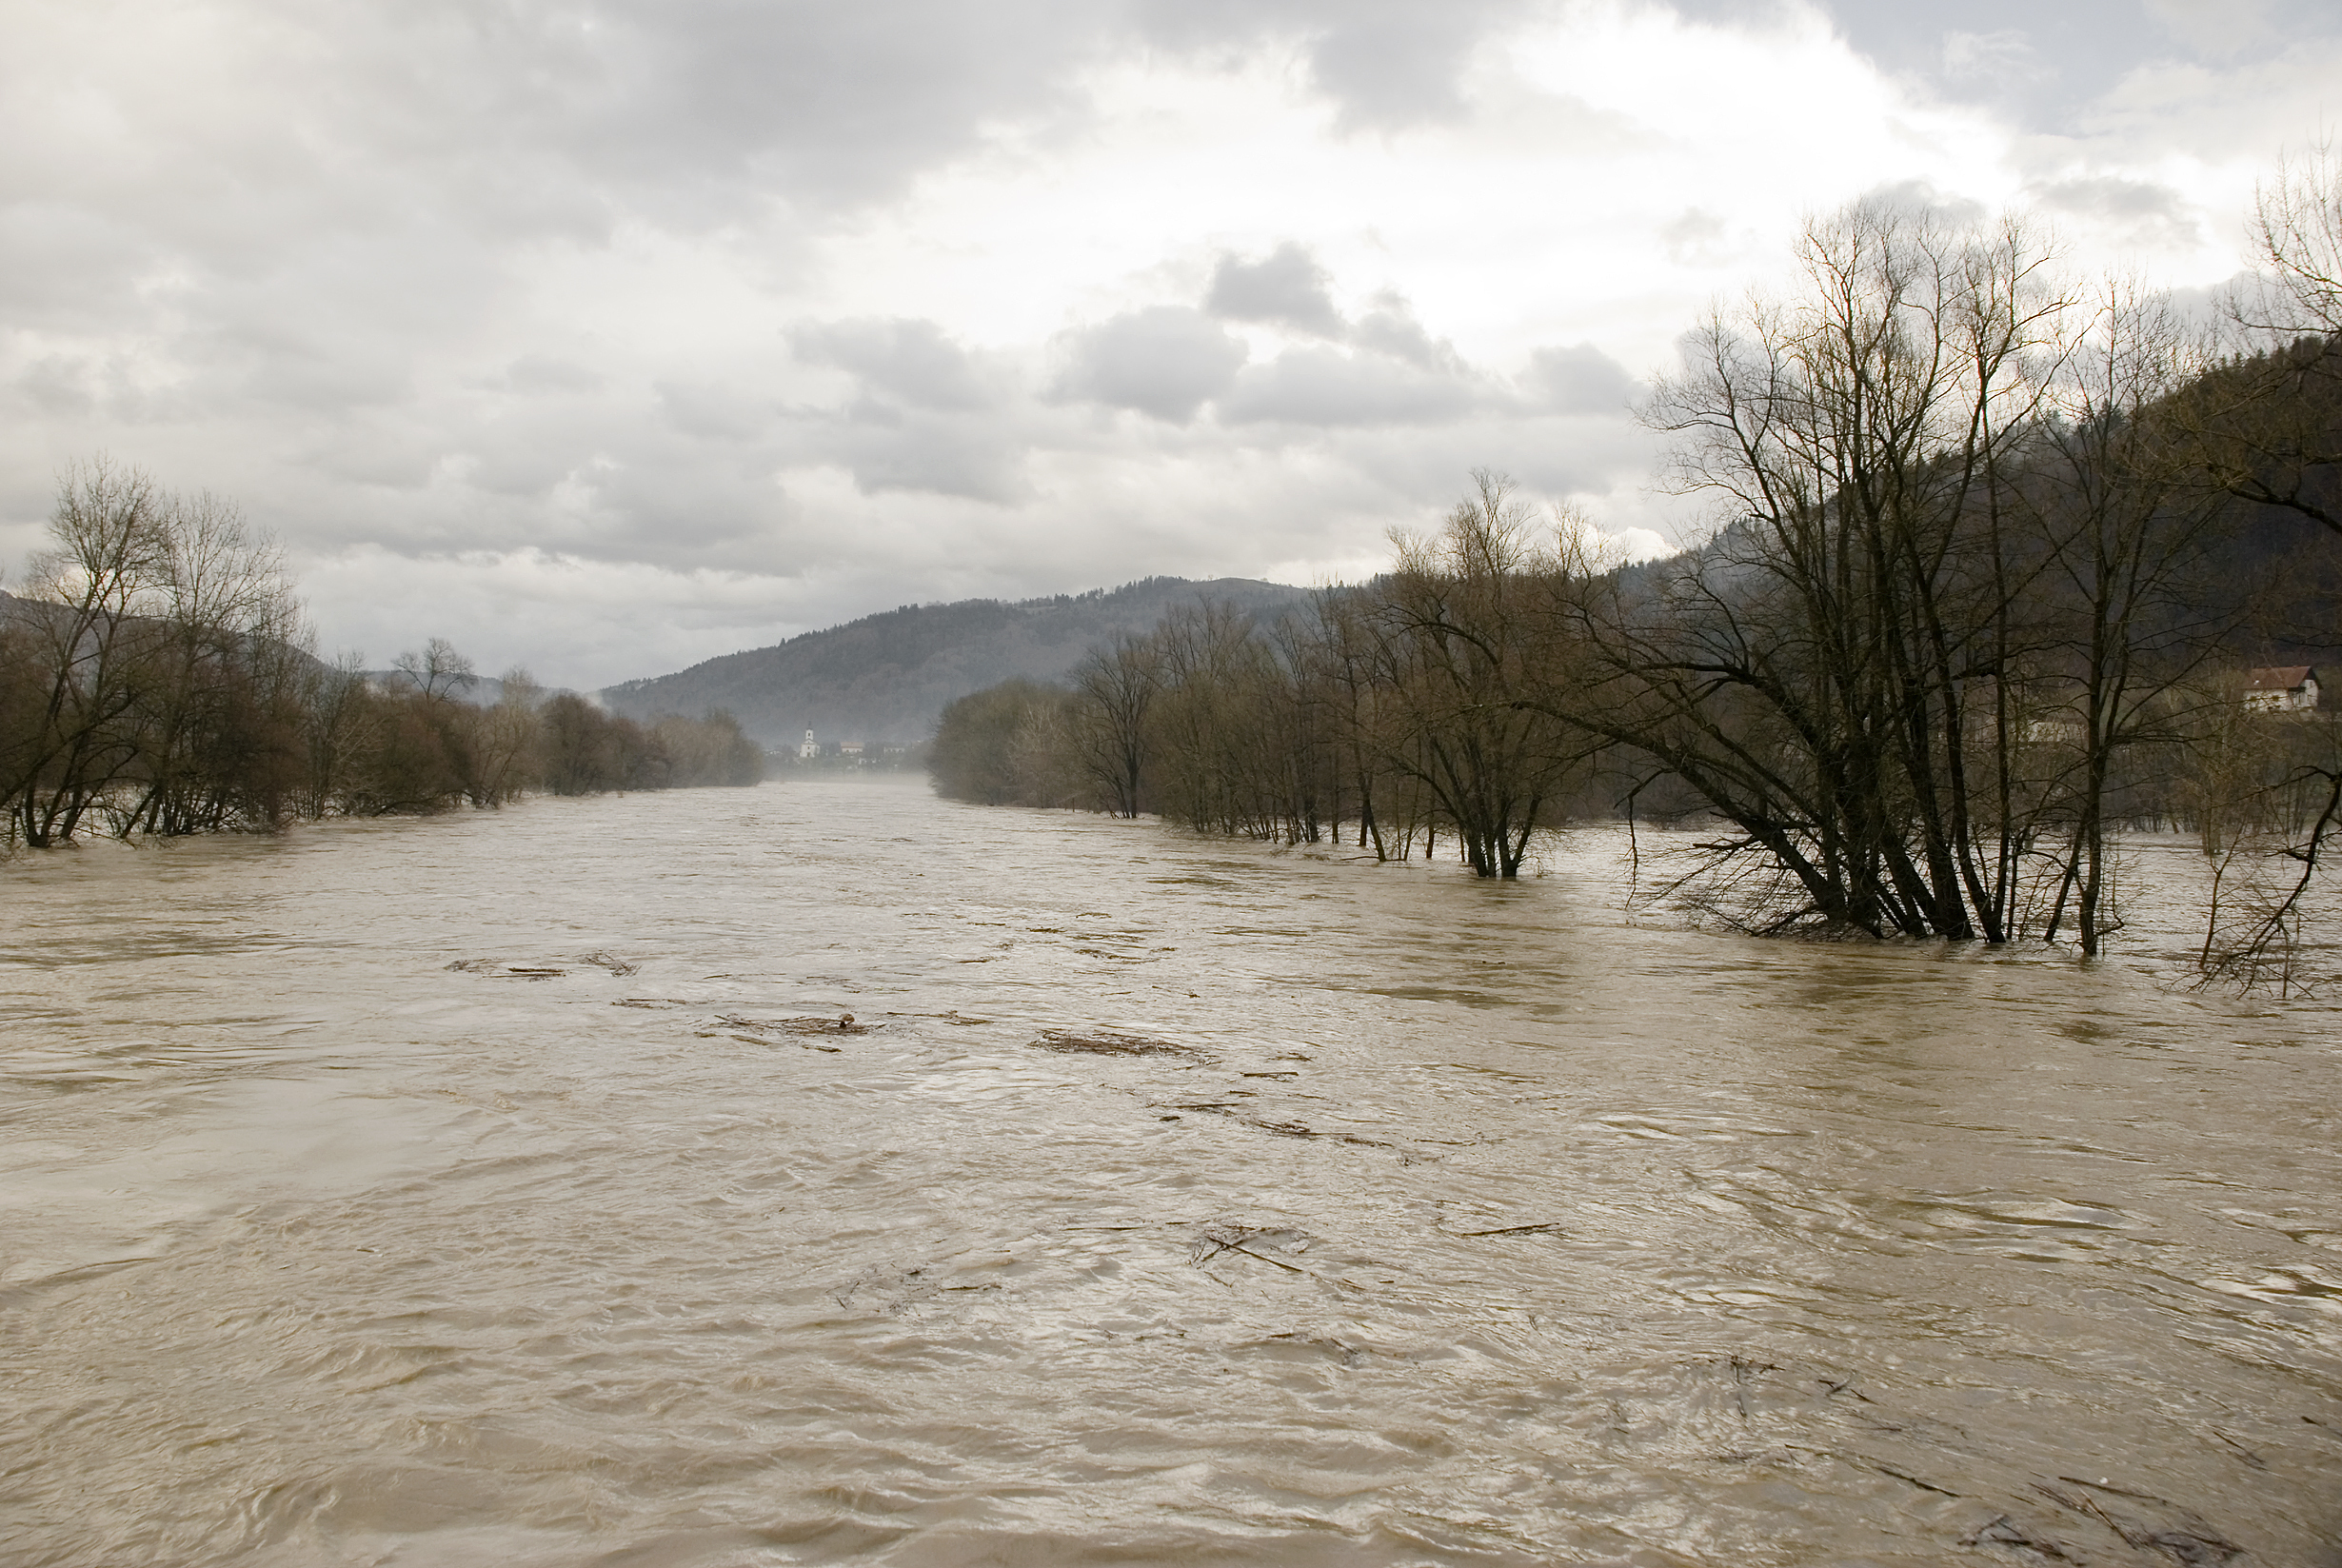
[5,779,2339,1565]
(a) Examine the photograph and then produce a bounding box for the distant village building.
[2245,666,2321,713]
[839,740,865,758]
[799,728,819,760]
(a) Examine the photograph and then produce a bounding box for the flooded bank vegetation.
[0,460,762,849]
[934,178,2342,982]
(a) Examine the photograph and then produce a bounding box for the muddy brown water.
[3,778,2338,1566]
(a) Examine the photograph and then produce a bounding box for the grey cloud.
[299,0,1117,223]
[15,357,100,419]
[1296,416,1656,522]
[1524,344,1637,415]
[297,425,444,491]
[582,0,1109,210]
[1219,345,1479,427]
[789,318,993,411]
[2029,174,2204,251]
[1660,208,1732,268]
[1300,4,1499,127]
[582,457,793,558]
[502,356,605,396]
[1206,244,1345,338]
[1051,308,1248,423]
[772,322,1031,499]
[1854,179,1988,229]
[657,382,770,444]
[814,411,1029,504]
[216,332,414,415]
[2031,174,2189,220]
[1349,302,1466,373]
[1128,0,1529,129]
[1940,30,2041,83]
[1204,288,1481,427]
[465,443,588,501]
[1663,1,2340,130]
[2144,0,2277,56]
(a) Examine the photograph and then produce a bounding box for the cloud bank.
[1,0,2335,685]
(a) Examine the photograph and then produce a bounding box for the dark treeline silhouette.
[934,187,2342,982]
[2,460,762,849]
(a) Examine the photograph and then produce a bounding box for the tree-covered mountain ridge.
[599,576,1310,745]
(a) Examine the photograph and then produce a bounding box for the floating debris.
[708,1029,840,1053]
[1033,1029,1197,1058]
[1189,1223,1314,1273]
[581,952,639,976]
[716,1011,885,1037]
[612,998,697,1009]
[445,958,569,979]
[2032,1479,2243,1565]
[1452,1221,1566,1239]
[1161,1100,1405,1155]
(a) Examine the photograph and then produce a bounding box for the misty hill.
[601,577,1311,746]
[359,670,586,707]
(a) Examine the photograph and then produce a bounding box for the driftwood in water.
[444,957,567,979]
[715,1011,883,1037]
[1032,1028,1199,1059]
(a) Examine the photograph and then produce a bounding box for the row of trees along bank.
[1,461,762,849]
[933,183,2342,982]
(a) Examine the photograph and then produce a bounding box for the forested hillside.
[599,577,1308,745]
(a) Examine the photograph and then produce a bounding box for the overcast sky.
[4,0,2337,686]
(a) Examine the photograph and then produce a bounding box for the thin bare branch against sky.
[4,0,2336,685]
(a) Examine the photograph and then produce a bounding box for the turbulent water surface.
[4,779,2339,1566]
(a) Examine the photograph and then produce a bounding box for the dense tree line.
[927,491,1607,873]
[1,461,762,848]
[934,169,2342,978]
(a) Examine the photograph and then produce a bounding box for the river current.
[4,778,2338,1565]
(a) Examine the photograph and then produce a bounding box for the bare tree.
[1368,472,1586,878]
[1553,202,2069,935]
[1069,631,1160,818]
[2240,142,2342,340]
[394,637,477,704]
[7,460,171,845]
[116,491,308,835]
[2023,286,2243,952]
[460,666,541,807]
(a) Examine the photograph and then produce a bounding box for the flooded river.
[4,778,2339,1565]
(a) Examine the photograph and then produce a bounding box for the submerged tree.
[7,462,189,844]
[1068,632,1159,818]
[1367,472,1589,877]
[1538,203,2070,935]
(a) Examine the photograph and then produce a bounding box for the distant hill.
[600,577,1311,746]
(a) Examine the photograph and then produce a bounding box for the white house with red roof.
[2245,666,2321,713]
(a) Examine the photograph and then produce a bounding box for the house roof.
[2247,665,2318,690]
